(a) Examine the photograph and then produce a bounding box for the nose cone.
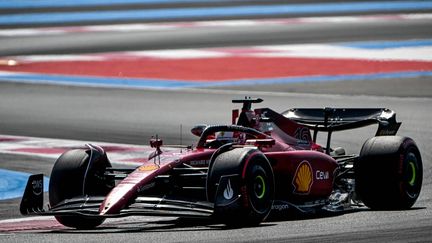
[99,199,117,215]
[99,184,134,215]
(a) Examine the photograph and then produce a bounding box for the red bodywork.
[100,105,338,215]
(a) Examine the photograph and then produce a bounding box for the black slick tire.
[207,147,274,227]
[49,149,113,229]
[355,136,422,210]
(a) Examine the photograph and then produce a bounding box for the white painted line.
[14,55,105,62]
[0,216,56,223]
[124,49,230,59]
[6,42,432,63]
[255,45,432,61]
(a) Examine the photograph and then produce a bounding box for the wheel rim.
[254,175,266,199]
[247,163,272,214]
[404,152,421,199]
[408,161,416,187]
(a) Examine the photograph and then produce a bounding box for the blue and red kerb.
[2,56,432,81]
[1,54,432,89]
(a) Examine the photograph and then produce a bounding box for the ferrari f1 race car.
[20,98,423,229]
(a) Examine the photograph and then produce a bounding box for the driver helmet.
[215,131,238,143]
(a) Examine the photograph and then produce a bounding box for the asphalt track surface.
[1,2,432,243]
[1,83,432,242]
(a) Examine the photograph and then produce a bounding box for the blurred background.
[0,0,431,144]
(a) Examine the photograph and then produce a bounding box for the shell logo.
[292,160,313,194]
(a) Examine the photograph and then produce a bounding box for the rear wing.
[282,108,401,136]
[282,108,401,154]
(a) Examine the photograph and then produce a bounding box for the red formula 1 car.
[20,98,423,229]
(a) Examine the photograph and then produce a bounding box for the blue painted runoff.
[196,71,432,88]
[0,73,194,88]
[339,39,432,49]
[1,1,432,25]
[0,169,49,200]
[1,71,432,89]
[0,0,233,9]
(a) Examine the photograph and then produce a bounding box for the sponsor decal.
[302,199,327,207]
[223,179,234,200]
[240,185,249,208]
[294,127,311,145]
[138,164,159,172]
[260,121,274,132]
[399,154,404,175]
[315,170,330,180]
[296,139,310,146]
[272,203,290,211]
[376,121,401,136]
[189,160,209,166]
[294,127,311,140]
[292,160,313,194]
[32,179,43,196]
[137,182,156,193]
[377,129,397,136]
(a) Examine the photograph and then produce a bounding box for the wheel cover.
[254,175,266,199]
[247,163,272,214]
[405,152,420,199]
[408,161,416,187]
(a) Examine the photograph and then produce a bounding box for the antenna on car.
[149,135,163,164]
[180,124,183,153]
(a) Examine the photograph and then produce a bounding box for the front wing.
[20,174,362,221]
[20,174,213,219]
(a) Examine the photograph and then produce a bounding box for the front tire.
[207,147,274,227]
[355,136,422,210]
[49,148,113,229]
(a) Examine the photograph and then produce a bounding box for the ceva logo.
[292,160,313,194]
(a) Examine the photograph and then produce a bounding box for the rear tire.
[49,149,113,229]
[207,147,274,227]
[355,136,422,210]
